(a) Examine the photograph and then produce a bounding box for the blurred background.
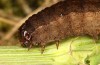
[0,0,61,46]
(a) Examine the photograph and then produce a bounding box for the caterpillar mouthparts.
[19,0,100,53]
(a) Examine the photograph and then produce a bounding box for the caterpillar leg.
[89,33,99,54]
[92,36,99,54]
[41,45,45,54]
[28,43,33,51]
[56,40,60,50]
[69,36,80,55]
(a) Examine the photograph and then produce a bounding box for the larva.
[19,0,100,53]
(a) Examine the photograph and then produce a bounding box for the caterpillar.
[19,0,100,53]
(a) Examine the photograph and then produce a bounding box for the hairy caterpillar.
[19,0,100,53]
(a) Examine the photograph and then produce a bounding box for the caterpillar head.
[19,22,34,47]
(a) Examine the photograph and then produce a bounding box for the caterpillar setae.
[19,0,100,53]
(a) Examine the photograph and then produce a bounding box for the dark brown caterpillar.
[19,0,100,53]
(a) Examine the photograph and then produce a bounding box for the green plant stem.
[0,36,100,65]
